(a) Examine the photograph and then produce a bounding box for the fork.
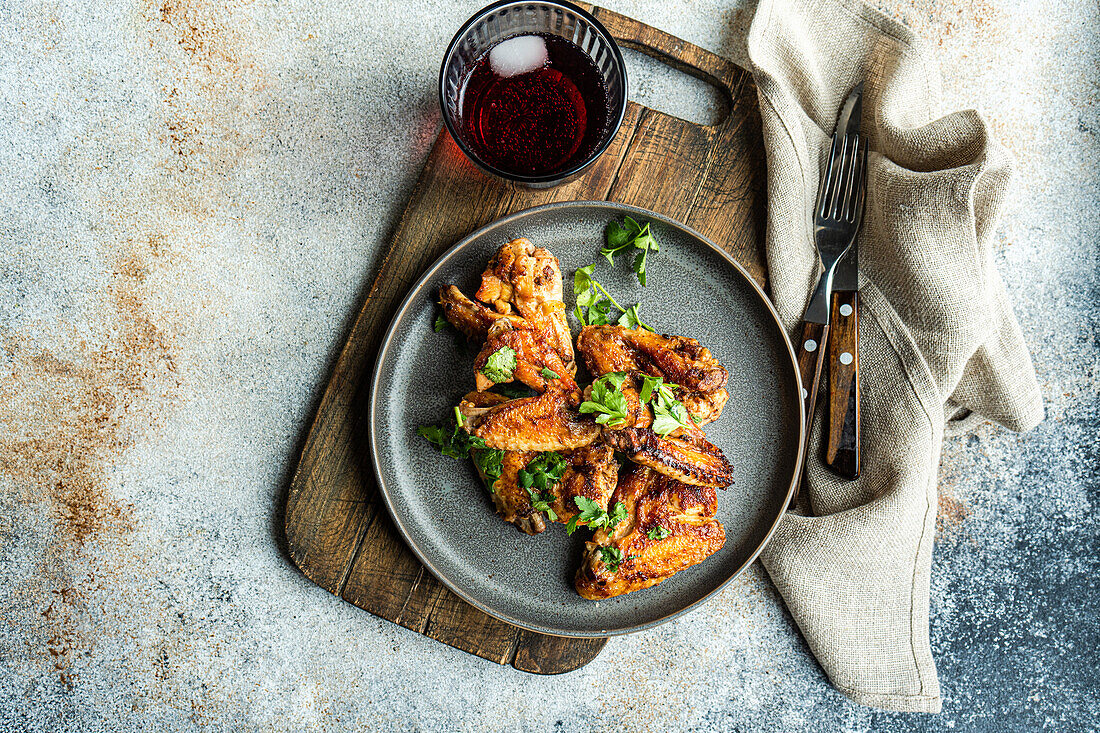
[791,85,867,508]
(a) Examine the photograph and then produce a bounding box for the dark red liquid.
[459,34,611,177]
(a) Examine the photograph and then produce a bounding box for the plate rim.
[369,200,805,638]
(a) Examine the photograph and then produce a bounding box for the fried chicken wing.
[550,443,619,525]
[576,465,725,599]
[475,239,575,369]
[473,319,577,392]
[459,389,599,452]
[603,427,733,488]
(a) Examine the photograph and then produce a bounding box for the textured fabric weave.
[745,0,1044,712]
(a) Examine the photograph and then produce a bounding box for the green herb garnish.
[417,422,484,460]
[518,452,568,521]
[480,346,517,383]
[640,375,693,437]
[472,447,506,488]
[647,526,671,541]
[601,217,659,286]
[565,496,628,535]
[573,266,654,331]
[598,546,625,572]
[578,371,630,427]
[540,367,561,380]
[433,314,451,333]
[418,419,502,490]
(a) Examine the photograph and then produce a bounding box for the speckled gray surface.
[0,0,1096,730]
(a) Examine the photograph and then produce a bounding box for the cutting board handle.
[587,4,744,122]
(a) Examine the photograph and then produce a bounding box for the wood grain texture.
[284,4,767,674]
[825,291,860,479]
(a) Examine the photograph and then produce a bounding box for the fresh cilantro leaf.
[588,297,612,326]
[598,546,625,572]
[417,421,485,460]
[480,346,517,383]
[566,496,627,535]
[579,372,630,427]
[519,452,567,520]
[616,303,654,331]
[647,525,671,540]
[434,314,450,333]
[638,375,693,437]
[540,367,561,380]
[601,220,635,265]
[574,265,595,296]
[472,447,506,488]
[600,217,659,287]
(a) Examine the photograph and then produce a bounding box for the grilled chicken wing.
[438,285,524,343]
[473,319,577,393]
[576,325,730,424]
[576,465,725,599]
[550,443,619,525]
[459,389,599,452]
[470,449,546,535]
[475,239,575,369]
[576,325,727,392]
[603,427,733,488]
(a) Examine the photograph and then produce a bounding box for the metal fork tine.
[841,133,861,222]
[818,133,842,219]
[853,139,868,225]
[829,134,855,220]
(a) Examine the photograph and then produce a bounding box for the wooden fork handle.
[825,291,860,479]
[790,320,829,508]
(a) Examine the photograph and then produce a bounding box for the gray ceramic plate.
[370,201,803,637]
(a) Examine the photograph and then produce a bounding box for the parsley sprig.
[578,372,631,427]
[433,315,451,333]
[480,346,517,383]
[573,266,654,331]
[639,375,694,437]
[417,420,504,489]
[519,452,569,521]
[602,216,659,286]
[566,496,628,535]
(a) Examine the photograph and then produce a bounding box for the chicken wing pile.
[435,239,733,599]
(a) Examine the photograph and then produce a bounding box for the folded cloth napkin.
[744,0,1045,713]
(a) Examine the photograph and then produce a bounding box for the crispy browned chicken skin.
[576,465,725,599]
[576,325,730,425]
[471,442,618,535]
[475,238,575,371]
[459,389,599,452]
[603,426,734,488]
[550,443,619,525]
[473,319,577,393]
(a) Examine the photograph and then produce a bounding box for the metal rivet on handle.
[839,303,853,317]
[840,352,853,365]
[805,339,818,352]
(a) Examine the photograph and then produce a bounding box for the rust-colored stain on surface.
[0,0,263,690]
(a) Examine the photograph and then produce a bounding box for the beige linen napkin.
[744,0,1045,713]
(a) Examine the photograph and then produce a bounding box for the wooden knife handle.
[791,320,828,508]
[825,291,860,479]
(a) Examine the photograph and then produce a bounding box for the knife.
[825,243,861,478]
[791,84,866,505]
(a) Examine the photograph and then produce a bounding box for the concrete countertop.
[1,0,1096,729]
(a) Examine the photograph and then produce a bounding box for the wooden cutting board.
[284,4,767,674]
